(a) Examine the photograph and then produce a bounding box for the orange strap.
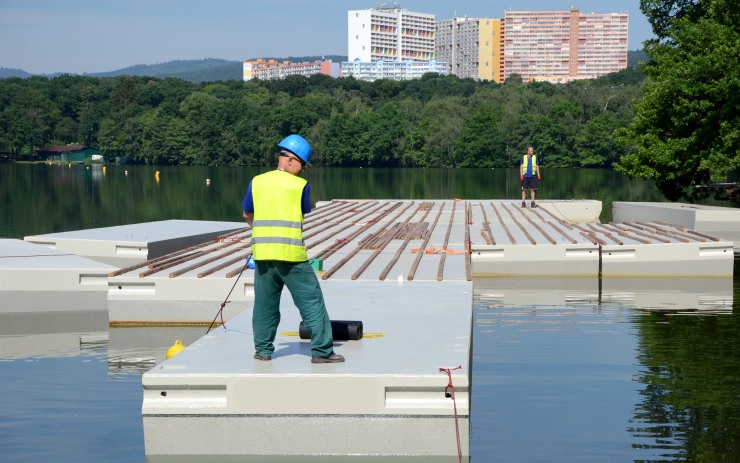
[410,247,470,255]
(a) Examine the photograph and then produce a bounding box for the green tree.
[0,66,646,168]
[358,102,404,166]
[616,0,740,200]
[640,0,707,40]
[454,102,506,168]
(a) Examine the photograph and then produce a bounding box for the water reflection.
[629,309,740,462]
[474,277,738,462]
[476,277,734,315]
[107,326,207,376]
[0,311,108,359]
[7,163,730,239]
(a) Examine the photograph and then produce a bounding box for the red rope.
[440,365,463,463]
[206,260,248,334]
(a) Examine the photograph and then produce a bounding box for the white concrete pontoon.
[613,202,740,255]
[108,199,474,325]
[143,279,472,459]
[469,200,734,277]
[135,199,734,460]
[25,219,245,267]
[137,200,473,458]
[0,239,114,313]
[107,200,734,325]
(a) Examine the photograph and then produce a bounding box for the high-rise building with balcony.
[345,6,444,81]
[348,6,436,63]
[436,17,504,82]
[503,9,628,83]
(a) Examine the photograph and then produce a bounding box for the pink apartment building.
[503,9,628,83]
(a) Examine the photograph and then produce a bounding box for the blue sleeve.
[242,181,253,213]
[302,183,311,214]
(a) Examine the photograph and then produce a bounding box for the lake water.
[1,163,739,462]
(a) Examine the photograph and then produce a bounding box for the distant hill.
[0,56,348,82]
[88,56,348,82]
[4,52,643,82]
[0,67,32,78]
[628,49,650,67]
[89,58,241,81]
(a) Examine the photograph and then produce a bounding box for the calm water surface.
[1,163,739,462]
[1,162,706,237]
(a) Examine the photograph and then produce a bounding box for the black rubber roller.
[299,320,364,341]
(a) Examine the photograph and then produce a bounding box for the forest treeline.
[0,68,645,168]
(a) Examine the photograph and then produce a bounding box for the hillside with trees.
[0,66,644,169]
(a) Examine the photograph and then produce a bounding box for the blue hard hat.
[277,134,312,165]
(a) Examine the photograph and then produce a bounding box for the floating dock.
[107,199,733,325]
[0,239,114,313]
[130,199,734,460]
[25,219,245,267]
[143,279,472,459]
[4,199,736,460]
[613,201,740,255]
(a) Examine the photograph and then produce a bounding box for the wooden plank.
[379,202,434,281]
[490,202,516,244]
[407,204,445,281]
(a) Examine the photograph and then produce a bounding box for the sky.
[0,0,656,75]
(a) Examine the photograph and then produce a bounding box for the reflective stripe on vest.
[521,155,538,176]
[251,170,308,262]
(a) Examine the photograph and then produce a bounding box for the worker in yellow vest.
[520,146,541,208]
[242,134,344,364]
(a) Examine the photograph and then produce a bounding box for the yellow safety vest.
[251,170,308,262]
[521,155,538,176]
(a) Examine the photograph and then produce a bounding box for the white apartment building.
[348,7,435,62]
[503,9,628,83]
[436,17,503,82]
[340,60,448,82]
[345,6,442,81]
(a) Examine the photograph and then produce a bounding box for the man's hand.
[520,175,524,182]
[243,211,254,226]
[538,176,541,181]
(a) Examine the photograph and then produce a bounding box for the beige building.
[503,9,628,83]
[436,17,504,82]
[242,59,340,81]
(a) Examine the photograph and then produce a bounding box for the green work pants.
[252,260,334,358]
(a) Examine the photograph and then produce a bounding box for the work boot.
[311,353,345,364]
[253,353,271,361]
[531,201,537,208]
[521,201,526,208]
